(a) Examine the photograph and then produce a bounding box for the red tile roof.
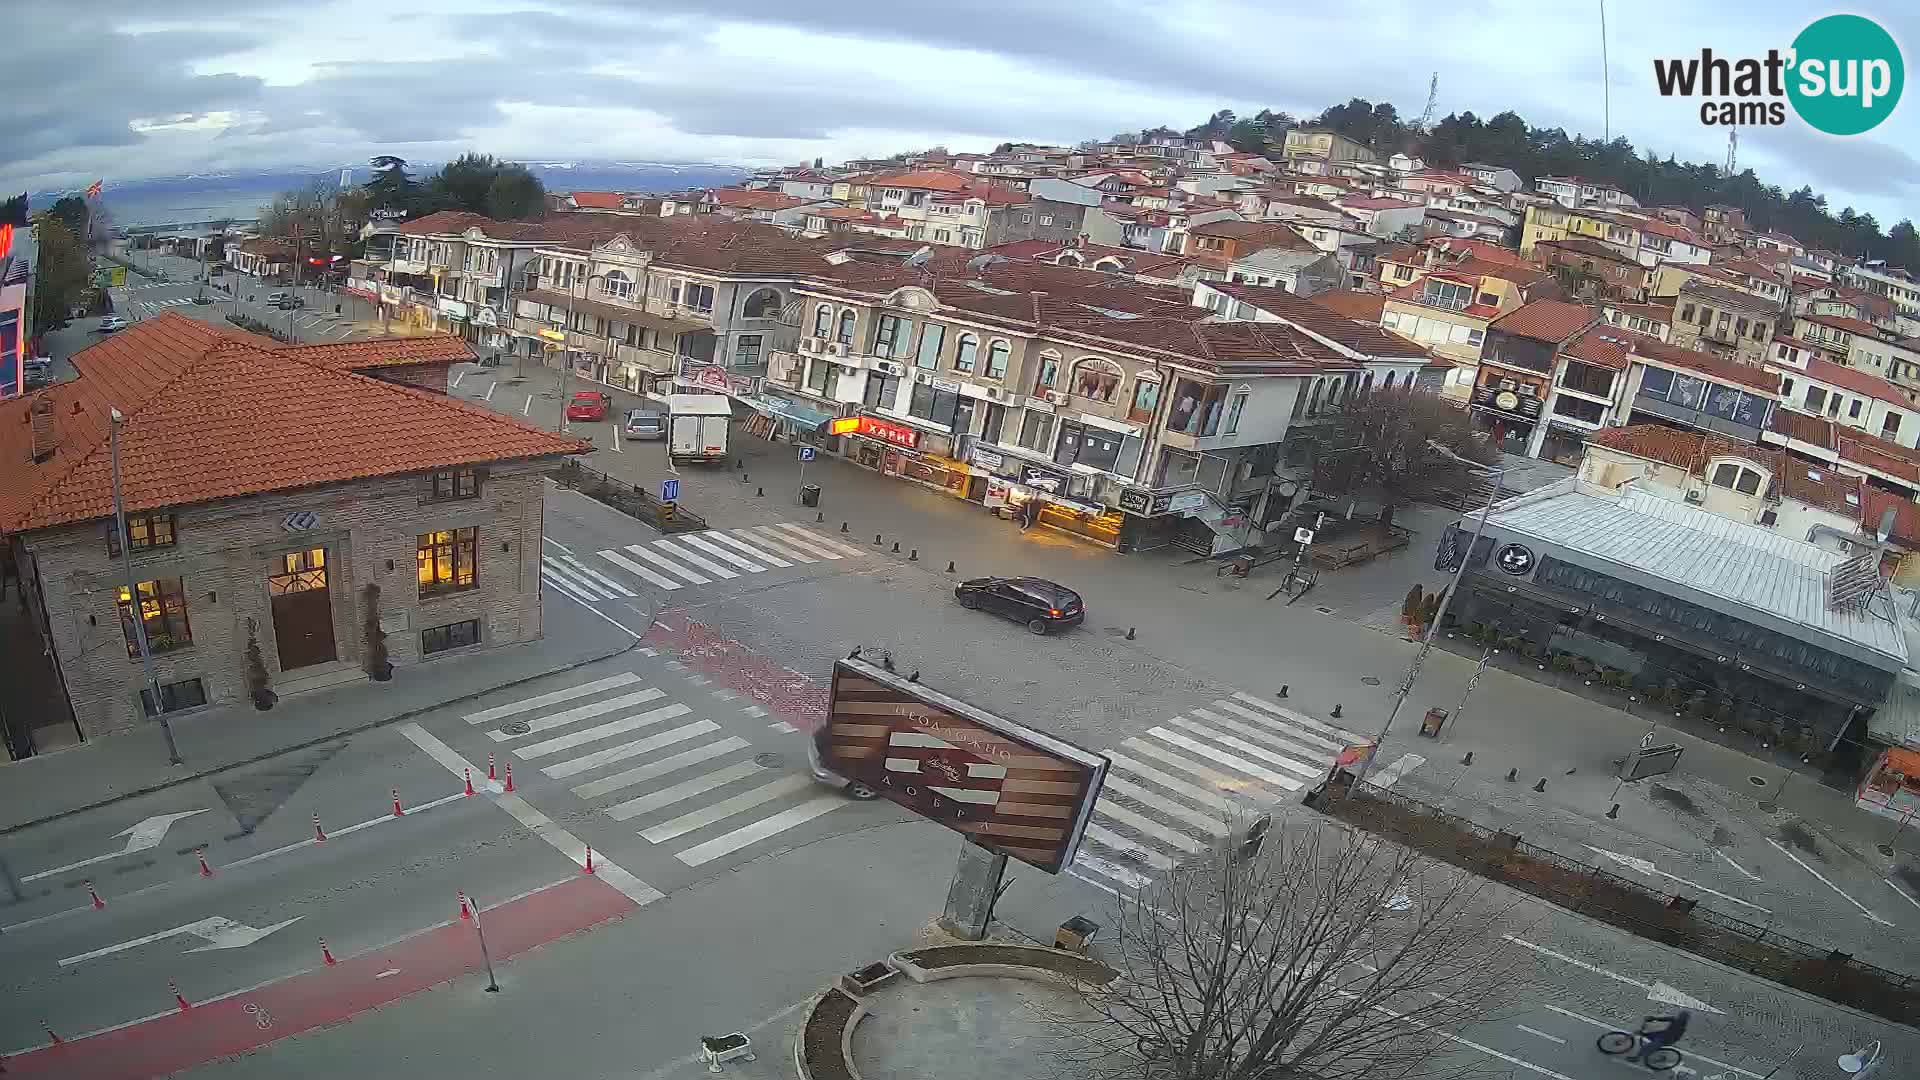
[1766,408,1837,450]
[1310,289,1388,323]
[710,188,809,211]
[1203,282,1428,359]
[1801,357,1910,403]
[1860,485,1920,545]
[1338,196,1423,211]
[1561,326,1636,370]
[1489,299,1598,344]
[0,314,585,534]
[272,336,474,371]
[1188,219,1310,248]
[1589,425,1713,469]
[1632,336,1778,392]
[568,191,626,210]
[868,169,976,193]
[1800,312,1888,339]
[1838,432,1920,484]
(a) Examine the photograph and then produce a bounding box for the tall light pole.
[1354,442,1505,786]
[110,408,183,767]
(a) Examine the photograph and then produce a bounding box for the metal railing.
[549,460,708,534]
[1310,779,1919,1022]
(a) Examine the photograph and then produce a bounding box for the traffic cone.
[170,980,192,1012]
[504,763,515,792]
[583,845,597,875]
[196,848,213,878]
[458,891,472,922]
[464,768,475,797]
[487,752,497,781]
[41,1021,60,1045]
[391,788,404,817]
[313,813,327,842]
[85,880,105,909]
[320,938,337,966]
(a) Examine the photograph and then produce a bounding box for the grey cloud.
[1744,124,1920,201]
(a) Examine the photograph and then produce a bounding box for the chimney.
[29,397,56,463]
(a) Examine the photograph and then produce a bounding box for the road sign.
[1293,526,1315,545]
[661,478,680,502]
[817,657,1108,874]
[798,446,817,462]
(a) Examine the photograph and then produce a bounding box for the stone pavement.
[0,568,642,834]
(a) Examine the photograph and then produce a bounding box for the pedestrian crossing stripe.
[538,525,873,601]
[1071,693,1425,895]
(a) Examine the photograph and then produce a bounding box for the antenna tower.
[1724,128,1738,177]
[1417,72,1440,132]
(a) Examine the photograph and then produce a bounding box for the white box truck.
[668,393,732,464]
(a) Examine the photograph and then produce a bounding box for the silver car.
[623,408,666,440]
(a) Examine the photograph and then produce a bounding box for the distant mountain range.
[30,160,753,227]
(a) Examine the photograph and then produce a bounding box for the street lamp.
[109,408,184,767]
[1839,1040,1882,1077]
[1354,441,1506,786]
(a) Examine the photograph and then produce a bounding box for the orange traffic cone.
[170,980,192,1012]
[503,763,514,792]
[85,880,105,909]
[457,891,472,922]
[320,938,337,966]
[196,849,213,878]
[464,768,475,797]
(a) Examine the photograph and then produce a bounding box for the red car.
[566,391,611,422]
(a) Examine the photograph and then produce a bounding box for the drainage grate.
[1361,676,1381,686]
[1314,605,1336,615]
[502,720,531,736]
[1748,775,1770,787]
[753,752,786,769]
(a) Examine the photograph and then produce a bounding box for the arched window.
[1071,357,1123,402]
[1362,371,1375,394]
[985,340,1010,379]
[836,309,857,345]
[813,304,832,337]
[1034,350,1062,391]
[600,270,634,300]
[1291,382,1309,420]
[742,288,782,320]
[954,334,979,373]
[1382,371,1397,390]
[1308,378,1326,416]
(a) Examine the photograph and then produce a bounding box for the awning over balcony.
[743,394,834,435]
[520,288,707,334]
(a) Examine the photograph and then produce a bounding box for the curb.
[0,632,644,838]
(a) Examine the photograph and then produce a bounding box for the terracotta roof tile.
[710,188,810,211]
[1838,432,1920,484]
[1632,336,1778,392]
[1800,357,1910,403]
[1309,289,1387,323]
[0,314,585,534]
[1561,326,1636,370]
[273,335,474,371]
[568,191,626,209]
[1860,485,1920,544]
[1489,299,1599,344]
[1766,408,1837,450]
[1778,463,1864,520]
[1589,425,1710,469]
[1204,282,1427,359]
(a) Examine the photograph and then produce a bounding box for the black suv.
[954,576,1085,635]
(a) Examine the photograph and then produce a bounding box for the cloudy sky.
[6,1,1918,223]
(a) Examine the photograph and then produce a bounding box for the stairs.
[273,660,368,698]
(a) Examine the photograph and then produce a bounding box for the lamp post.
[109,408,183,767]
[1839,1040,1882,1077]
[1354,443,1505,787]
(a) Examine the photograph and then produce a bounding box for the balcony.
[389,258,427,276]
[615,344,674,373]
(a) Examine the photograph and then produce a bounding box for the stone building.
[0,314,583,754]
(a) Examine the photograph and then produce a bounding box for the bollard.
[874,534,883,546]
[464,768,475,797]
[314,813,327,842]
[458,891,473,921]
[908,549,918,561]
[41,1021,60,1045]
[1606,804,1620,820]
[841,521,849,533]
[488,752,497,781]
[583,845,597,875]
[504,763,515,793]
[1277,685,1288,698]
[1461,751,1474,766]
[891,541,900,553]
[1331,704,1343,719]
[756,487,764,497]
[816,511,825,523]
[1126,627,1136,640]
[170,980,192,1012]
[1532,778,1546,793]
[1504,768,1518,783]
[945,561,955,573]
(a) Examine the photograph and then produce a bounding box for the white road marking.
[464,673,642,725]
[643,540,735,581]
[640,774,812,842]
[1503,936,1722,1013]
[1104,752,1239,813]
[1207,700,1345,754]
[1189,705,1338,760]
[1120,739,1278,801]
[747,525,841,561]
[24,809,211,881]
[572,738,751,800]
[769,721,798,734]
[542,536,575,555]
[59,915,304,966]
[1587,845,1772,914]
[729,528,818,563]
[542,556,615,599]
[1540,1004,1765,1079]
[609,760,768,822]
[398,723,661,905]
[522,394,533,415]
[702,530,793,568]
[1092,801,1203,854]
[597,548,686,591]
[542,569,602,605]
[1229,692,1363,743]
[538,715,710,779]
[482,381,496,402]
[1072,851,1154,892]
[1764,838,1894,925]
[1716,849,1763,882]
[1364,752,1425,790]
[676,795,846,866]
[1514,1025,1565,1044]
[625,541,721,584]
[1082,823,1174,870]
[677,532,769,572]
[487,688,666,742]
[1154,721,1314,785]
[766,522,867,558]
[451,369,467,388]
[1885,876,1920,912]
[1100,776,1227,835]
[554,553,636,597]
[608,428,623,454]
[514,703,692,760]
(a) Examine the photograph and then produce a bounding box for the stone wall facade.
[14,461,549,741]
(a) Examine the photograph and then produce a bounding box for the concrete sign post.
[941,838,1009,941]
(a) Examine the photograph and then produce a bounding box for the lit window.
[418,528,479,597]
[118,577,192,656]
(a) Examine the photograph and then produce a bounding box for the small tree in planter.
[362,583,392,682]
[1401,584,1423,626]
[244,618,276,710]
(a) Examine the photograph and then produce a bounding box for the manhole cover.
[1748,775,1770,787]
[1314,605,1336,615]
[753,752,785,769]
[1361,676,1381,686]
[502,720,531,735]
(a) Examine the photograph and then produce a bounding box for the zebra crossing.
[1071,691,1425,892]
[462,670,859,868]
[540,522,869,602]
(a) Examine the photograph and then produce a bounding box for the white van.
[667,394,731,464]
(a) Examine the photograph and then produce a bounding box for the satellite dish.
[904,245,933,270]
[966,254,1009,272]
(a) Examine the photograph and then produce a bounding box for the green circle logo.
[1788,14,1904,135]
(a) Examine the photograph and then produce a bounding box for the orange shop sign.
[852,416,919,449]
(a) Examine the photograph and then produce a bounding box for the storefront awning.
[745,395,834,435]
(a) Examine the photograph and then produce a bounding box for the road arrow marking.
[58,914,302,966]
[24,809,211,882]
[1585,845,1771,914]
[1503,935,1724,1014]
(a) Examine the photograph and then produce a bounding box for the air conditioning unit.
[830,342,850,357]
[799,337,818,353]
[1044,390,1070,405]
[1684,488,1704,504]
[872,359,905,377]
[984,387,1003,400]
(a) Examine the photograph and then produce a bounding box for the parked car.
[623,407,666,440]
[272,295,304,310]
[264,291,288,305]
[566,391,612,422]
[953,576,1085,634]
[95,316,129,333]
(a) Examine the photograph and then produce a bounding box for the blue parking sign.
[798,447,816,462]
[661,478,680,502]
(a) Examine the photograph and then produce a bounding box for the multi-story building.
[1767,342,1920,447]
[1535,177,1639,210]
[1670,281,1778,365]
[1380,257,1560,401]
[1473,299,1601,457]
[1610,335,1778,444]
[0,221,33,401]
[1459,163,1523,192]
[1534,237,1652,302]
[1334,195,1426,239]
[1702,204,1747,243]
[1842,261,1920,318]
[864,170,1033,249]
[1281,128,1380,168]
[0,314,577,757]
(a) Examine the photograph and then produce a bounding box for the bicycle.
[1597,1029,1681,1071]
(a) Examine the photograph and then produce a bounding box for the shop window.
[141,677,208,716]
[915,323,945,369]
[422,618,483,655]
[1018,411,1055,453]
[106,512,177,556]
[954,334,978,374]
[118,577,193,656]
[418,528,479,597]
[1055,422,1122,472]
[1071,357,1123,402]
[985,340,1010,380]
[424,468,481,503]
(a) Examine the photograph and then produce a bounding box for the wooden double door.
[269,547,337,671]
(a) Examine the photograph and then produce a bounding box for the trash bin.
[1419,708,1447,738]
[799,484,821,508]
